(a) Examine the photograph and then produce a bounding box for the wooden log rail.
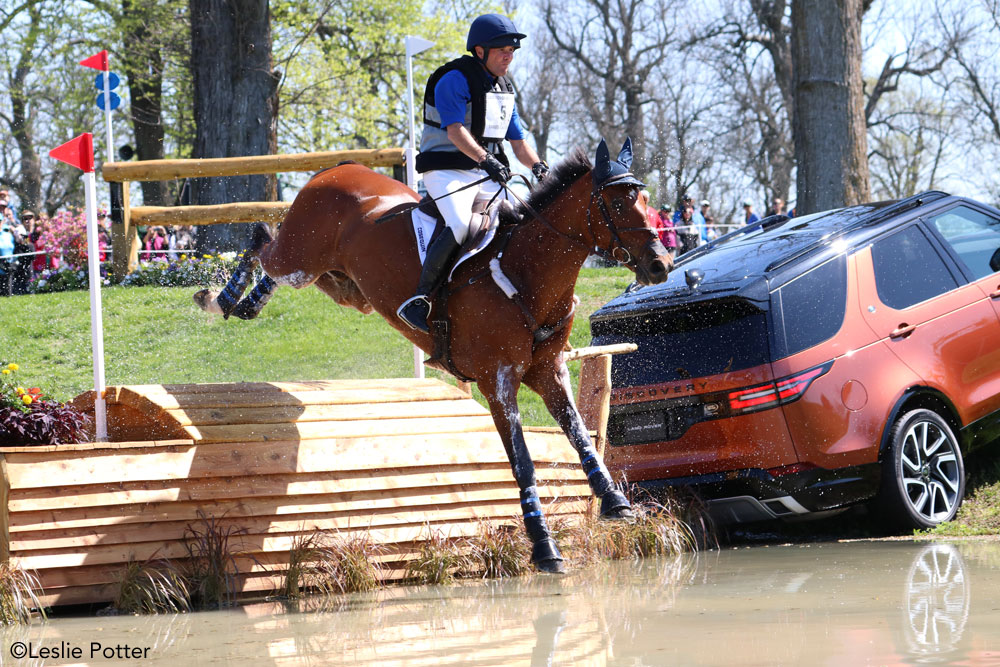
[103,147,404,279]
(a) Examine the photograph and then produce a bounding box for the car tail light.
[727,361,833,415]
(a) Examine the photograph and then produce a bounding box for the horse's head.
[590,138,672,285]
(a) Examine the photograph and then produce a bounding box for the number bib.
[482,91,515,141]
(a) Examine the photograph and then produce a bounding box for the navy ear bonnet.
[593,137,646,189]
[467,14,526,51]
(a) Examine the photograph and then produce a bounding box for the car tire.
[878,409,965,530]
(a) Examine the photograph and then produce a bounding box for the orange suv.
[591,191,1000,529]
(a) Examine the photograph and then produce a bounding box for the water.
[4,540,999,665]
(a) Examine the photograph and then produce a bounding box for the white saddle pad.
[411,206,501,282]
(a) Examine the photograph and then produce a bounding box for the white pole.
[405,35,434,380]
[83,170,107,440]
[102,71,114,164]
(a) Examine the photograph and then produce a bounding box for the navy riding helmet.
[466,13,526,52]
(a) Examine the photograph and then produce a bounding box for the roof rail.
[673,214,790,267]
[765,190,951,273]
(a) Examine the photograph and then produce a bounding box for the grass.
[0,562,46,624]
[299,533,384,596]
[183,510,251,609]
[113,559,191,615]
[405,529,467,585]
[0,267,635,427]
[466,521,530,579]
[924,449,1000,537]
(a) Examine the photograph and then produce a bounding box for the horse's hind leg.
[479,369,565,574]
[194,223,273,318]
[524,358,633,520]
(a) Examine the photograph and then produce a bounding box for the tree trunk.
[189,0,278,251]
[122,0,169,206]
[8,5,42,212]
[791,0,870,214]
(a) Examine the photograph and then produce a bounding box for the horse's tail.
[193,222,276,320]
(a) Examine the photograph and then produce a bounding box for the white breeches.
[422,168,511,244]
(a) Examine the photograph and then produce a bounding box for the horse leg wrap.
[580,453,615,498]
[520,487,564,572]
[231,276,276,320]
[216,256,258,319]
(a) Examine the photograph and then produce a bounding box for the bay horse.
[195,139,672,573]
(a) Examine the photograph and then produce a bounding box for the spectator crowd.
[0,187,199,296]
[641,190,795,259]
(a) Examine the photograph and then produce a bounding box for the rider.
[397,13,549,333]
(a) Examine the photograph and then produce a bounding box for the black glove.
[531,160,549,181]
[478,154,511,184]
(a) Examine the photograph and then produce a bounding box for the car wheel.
[879,409,965,530]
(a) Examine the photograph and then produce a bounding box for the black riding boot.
[397,227,461,333]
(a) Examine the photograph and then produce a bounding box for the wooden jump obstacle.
[0,349,622,608]
[101,147,405,280]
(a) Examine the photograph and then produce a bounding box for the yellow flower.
[1,369,9,375]
[15,387,24,395]
[7,363,18,371]
[21,395,32,406]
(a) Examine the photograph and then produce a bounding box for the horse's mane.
[498,147,591,224]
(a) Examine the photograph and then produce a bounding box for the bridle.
[503,173,654,271]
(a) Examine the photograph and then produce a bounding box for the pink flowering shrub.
[36,208,107,267]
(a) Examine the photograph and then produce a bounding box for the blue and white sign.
[95,92,121,111]
[94,71,120,90]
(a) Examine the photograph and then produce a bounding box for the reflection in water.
[3,541,998,665]
[903,544,970,662]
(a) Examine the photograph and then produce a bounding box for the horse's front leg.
[524,358,633,520]
[479,368,565,574]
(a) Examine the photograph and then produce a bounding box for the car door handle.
[890,323,916,339]
[991,288,1000,298]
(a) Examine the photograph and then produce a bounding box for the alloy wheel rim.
[899,419,961,523]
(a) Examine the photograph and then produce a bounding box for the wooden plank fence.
[0,376,599,608]
[101,147,405,279]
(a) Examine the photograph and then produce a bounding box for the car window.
[871,225,959,310]
[926,205,1000,280]
[772,254,847,359]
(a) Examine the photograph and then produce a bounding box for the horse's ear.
[593,138,612,188]
[595,138,610,167]
[617,137,634,169]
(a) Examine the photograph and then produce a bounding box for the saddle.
[409,195,576,382]
[411,194,500,275]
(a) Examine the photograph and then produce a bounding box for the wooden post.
[0,458,10,562]
[577,354,613,459]
[110,181,139,280]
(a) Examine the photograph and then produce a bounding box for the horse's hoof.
[531,538,565,574]
[599,489,634,522]
[535,558,567,575]
[600,506,636,522]
[193,289,223,315]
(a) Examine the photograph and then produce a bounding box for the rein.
[501,176,650,270]
[373,175,491,225]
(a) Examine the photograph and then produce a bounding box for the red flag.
[79,50,109,71]
[49,133,95,173]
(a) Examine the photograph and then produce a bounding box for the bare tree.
[541,0,684,176]
[512,34,566,162]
